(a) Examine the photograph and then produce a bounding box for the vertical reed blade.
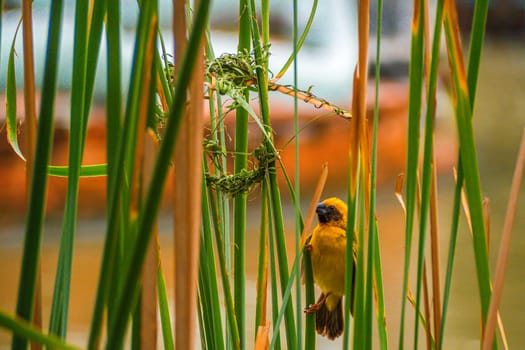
[140,133,160,349]
[13,0,63,346]
[254,322,270,350]
[22,0,37,173]
[356,0,370,197]
[173,0,206,348]
[444,0,492,332]
[22,0,40,347]
[349,69,360,194]
[422,263,432,350]
[430,164,442,344]
[482,129,525,350]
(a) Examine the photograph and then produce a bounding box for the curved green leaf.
[6,20,25,161]
[0,311,81,350]
[48,164,108,177]
[273,0,318,81]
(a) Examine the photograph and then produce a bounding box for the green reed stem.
[443,6,493,345]
[267,189,281,350]
[12,1,63,348]
[440,0,489,347]
[233,1,251,346]
[370,1,388,347]
[102,1,210,347]
[255,181,269,334]
[399,0,425,348]
[438,165,463,350]
[88,0,155,346]
[205,161,241,349]
[157,266,175,350]
[343,170,359,349]
[1,311,80,350]
[247,0,298,346]
[48,0,89,337]
[292,0,302,346]
[413,0,444,346]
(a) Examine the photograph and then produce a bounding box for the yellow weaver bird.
[304,197,356,340]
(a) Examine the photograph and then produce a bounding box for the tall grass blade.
[353,0,374,346]
[21,0,37,169]
[87,0,155,346]
[198,231,224,350]
[443,1,492,336]
[438,167,462,349]
[204,168,241,348]
[247,0,298,346]
[47,164,108,177]
[12,0,64,348]
[48,0,90,337]
[373,223,389,349]
[352,185,366,349]
[0,311,80,350]
[439,0,489,345]
[267,196,281,350]
[291,0,304,345]
[140,136,160,350]
[303,248,316,350]
[370,1,388,347]
[157,260,175,350]
[423,0,445,344]
[412,0,446,345]
[482,129,525,349]
[104,1,210,347]
[6,25,25,161]
[173,0,206,346]
[105,0,122,177]
[201,175,226,349]
[255,184,269,335]
[398,0,425,348]
[21,1,41,346]
[273,0,318,81]
[343,170,358,349]
[232,0,251,345]
[5,36,25,160]
[268,246,303,348]
[466,0,489,104]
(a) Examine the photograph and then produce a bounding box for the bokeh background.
[1,0,524,348]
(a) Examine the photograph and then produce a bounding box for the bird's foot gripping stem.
[304,293,329,314]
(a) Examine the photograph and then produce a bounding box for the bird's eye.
[328,205,335,211]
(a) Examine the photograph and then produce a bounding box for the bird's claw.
[303,293,328,314]
[304,303,321,314]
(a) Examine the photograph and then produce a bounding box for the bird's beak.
[316,202,329,223]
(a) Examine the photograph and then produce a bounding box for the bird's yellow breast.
[310,223,346,308]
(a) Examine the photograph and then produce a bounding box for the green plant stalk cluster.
[0,0,497,349]
[232,1,251,347]
[12,0,64,348]
[398,0,425,347]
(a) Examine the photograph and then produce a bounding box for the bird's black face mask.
[316,202,342,224]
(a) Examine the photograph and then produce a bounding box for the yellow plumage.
[310,218,347,310]
[305,197,355,340]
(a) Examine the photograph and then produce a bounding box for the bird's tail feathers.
[315,294,343,340]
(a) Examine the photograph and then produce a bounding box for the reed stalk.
[21,0,40,348]
[482,129,525,349]
[172,1,206,349]
[0,1,507,349]
[12,0,64,347]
